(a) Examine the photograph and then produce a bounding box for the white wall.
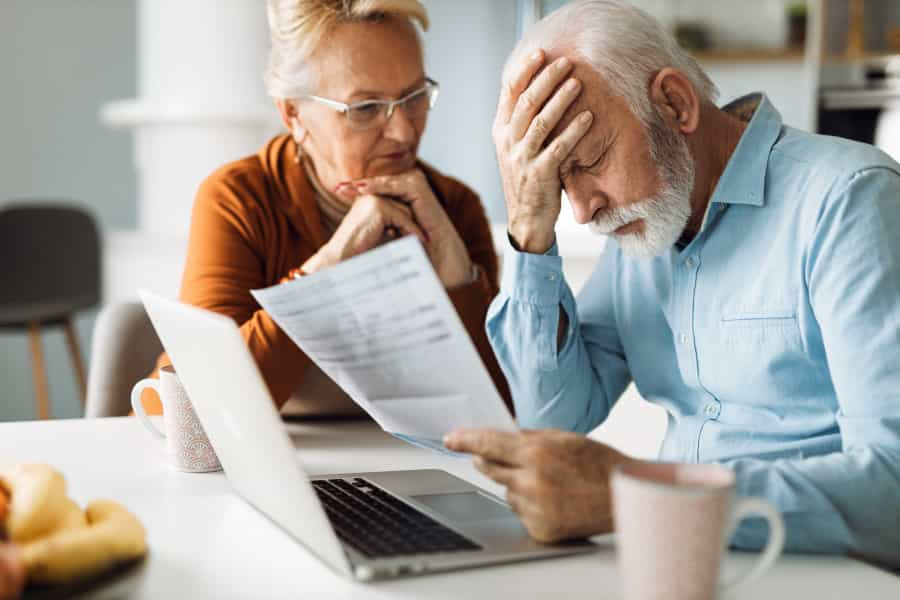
[542,0,817,131]
[704,61,815,131]
[0,1,137,421]
[418,0,519,222]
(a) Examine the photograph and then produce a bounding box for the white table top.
[0,417,896,599]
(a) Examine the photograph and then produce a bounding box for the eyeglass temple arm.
[306,95,351,113]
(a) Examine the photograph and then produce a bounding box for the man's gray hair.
[506,0,718,125]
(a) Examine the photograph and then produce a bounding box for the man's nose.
[566,189,601,225]
[382,107,417,144]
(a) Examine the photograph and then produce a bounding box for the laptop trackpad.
[412,492,512,522]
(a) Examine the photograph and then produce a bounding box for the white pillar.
[875,104,900,164]
[100,0,279,301]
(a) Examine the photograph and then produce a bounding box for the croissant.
[0,463,147,590]
[19,500,146,585]
[0,488,24,600]
[0,464,68,544]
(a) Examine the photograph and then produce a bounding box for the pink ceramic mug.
[130,365,222,473]
[612,462,784,600]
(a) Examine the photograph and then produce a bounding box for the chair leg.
[26,322,51,420]
[63,317,87,408]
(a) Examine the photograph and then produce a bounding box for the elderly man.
[444,0,900,566]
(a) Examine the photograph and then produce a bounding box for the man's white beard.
[588,113,695,260]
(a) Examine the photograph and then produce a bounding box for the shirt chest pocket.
[719,307,802,349]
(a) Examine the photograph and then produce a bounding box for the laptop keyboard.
[311,477,482,558]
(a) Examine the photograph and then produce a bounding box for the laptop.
[139,291,598,581]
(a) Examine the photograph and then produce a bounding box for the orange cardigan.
[143,135,511,414]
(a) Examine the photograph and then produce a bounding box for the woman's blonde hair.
[265,0,430,99]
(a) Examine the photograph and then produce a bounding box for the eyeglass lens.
[346,86,435,126]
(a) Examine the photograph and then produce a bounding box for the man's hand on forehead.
[493,49,594,254]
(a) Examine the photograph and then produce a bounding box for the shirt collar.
[708,93,783,208]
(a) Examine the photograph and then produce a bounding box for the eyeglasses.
[304,78,439,130]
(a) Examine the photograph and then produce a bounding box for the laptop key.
[311,478,482,559]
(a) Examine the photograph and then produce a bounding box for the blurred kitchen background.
[1,1,897,444]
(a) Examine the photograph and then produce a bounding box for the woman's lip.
[383,151,410,160]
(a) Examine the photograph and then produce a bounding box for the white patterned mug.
[130,365,222,472]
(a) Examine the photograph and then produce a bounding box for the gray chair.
[85,302,162,418]
[0,203,100,419]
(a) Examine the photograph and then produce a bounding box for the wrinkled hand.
[493,50,593,254]
[335,170,474,289]
[302,192,427,274]
[444,428,634,543]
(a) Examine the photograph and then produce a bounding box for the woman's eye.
[348,102,382,122]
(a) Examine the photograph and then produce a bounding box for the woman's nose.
[382,107,417,143]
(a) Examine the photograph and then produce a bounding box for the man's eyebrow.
[587,130,617,166]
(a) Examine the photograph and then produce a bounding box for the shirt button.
[679,333,689,345]
[685,257,696,269]
[704,401,721,419]
[547,272,557,281]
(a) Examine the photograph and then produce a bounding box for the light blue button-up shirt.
[487,94,900,565]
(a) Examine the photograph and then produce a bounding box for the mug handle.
[130,379,166,439]
[719,497,786,594]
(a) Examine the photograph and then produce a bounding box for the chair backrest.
[85,302,368,419]
[85,302,163,417]
[0,203,100,309]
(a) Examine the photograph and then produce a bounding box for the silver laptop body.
[139,291,597,581]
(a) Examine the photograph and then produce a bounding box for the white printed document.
[251,237,516,454]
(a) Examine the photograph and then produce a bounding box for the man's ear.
[648,68,700,135]
[275,98,308,143]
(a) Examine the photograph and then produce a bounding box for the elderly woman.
[140,0,510,416]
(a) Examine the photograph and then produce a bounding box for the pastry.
[20,500,146,585]
[0,464,67,544]
[0,464,147,589]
